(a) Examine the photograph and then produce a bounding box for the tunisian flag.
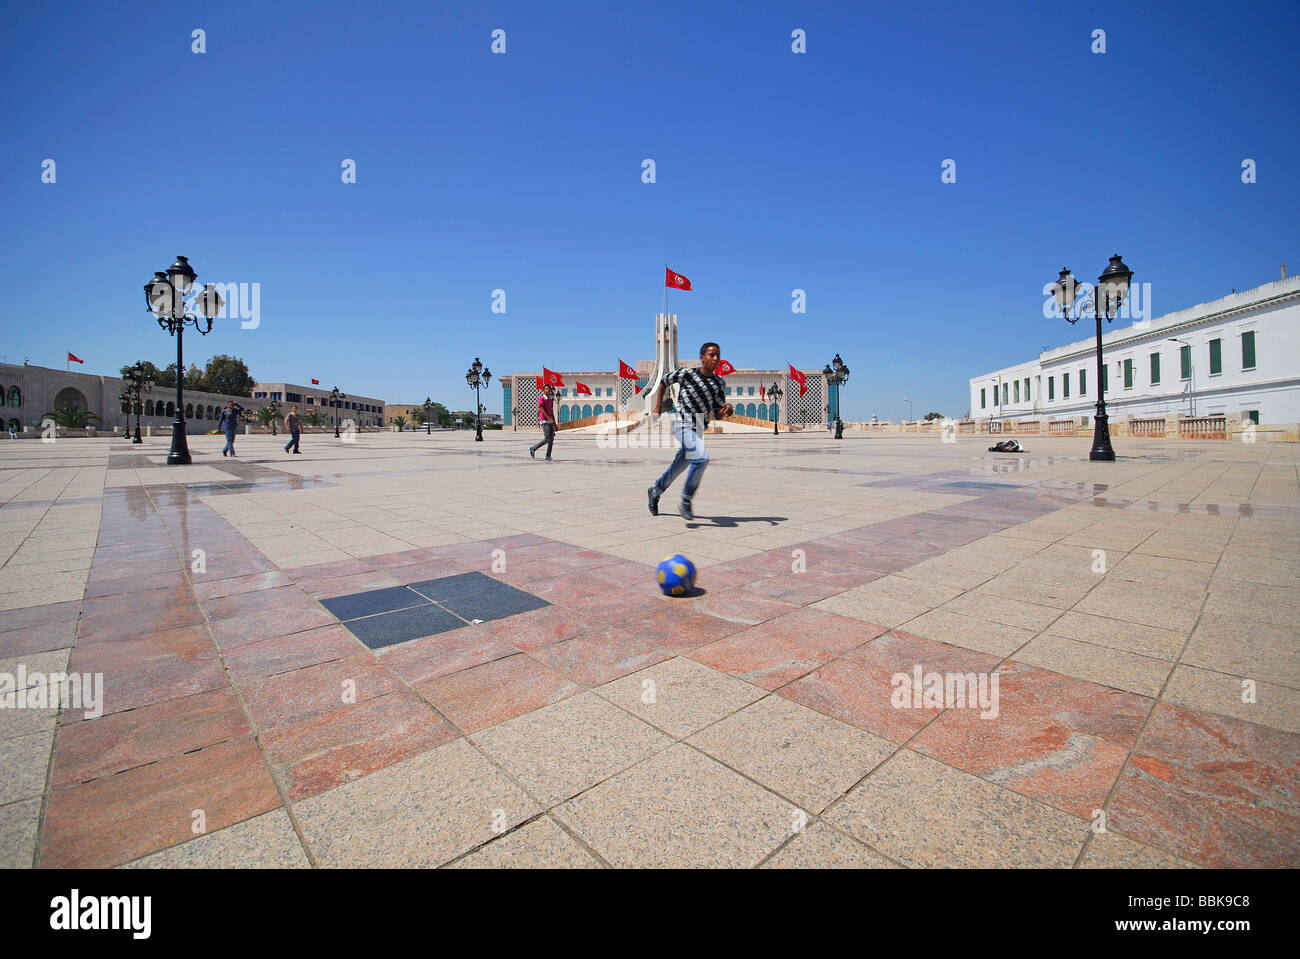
[311,378,319,385]
[716,360,735,376]
[788,364,807,397]
[760,384,765,401]
[68,352,84,364]
[535,375,544,391]
[618,359,639,380]
[665,267,692,291]
[575,382,592,396]
[543,367,565,387]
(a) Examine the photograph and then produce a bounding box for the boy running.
[647,342,733,520]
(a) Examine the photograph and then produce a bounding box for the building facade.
[0,361,254,436]
[502,363,837,428]
[970,274,1300,426]
[252,383,385,429]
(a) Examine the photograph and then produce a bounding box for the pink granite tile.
[1108,702,1300,867]
[39,736,280,868]
[52,687,250,787]
[688,631,830,690]
[222,623,364,683]
[376,628,517,685]
[258,691,459,801]
[415,654,581,733]
[241,652,403,730]
[909,660,1154,818]
[778,631,1000,743]
[532,630,671,686]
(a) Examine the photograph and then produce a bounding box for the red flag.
[575,382,592,396]
[311,378,319,385]
[716,360,735,376]
[665,267,692,291]
[788,364,807,397]
[535,375,544,390]
[760,384,765,401]
[543,367,565,387]
[68,352,84,364]
[618,359,639,379]
[635,385,643,395]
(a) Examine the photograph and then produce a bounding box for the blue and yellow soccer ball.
[656,554,697,597]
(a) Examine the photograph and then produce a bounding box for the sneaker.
[529,447,535,458]
[545,456,552,461]
[222,449,227,457]
[647,486,659,516]
[680,498,693,521]
[293,450,301,454]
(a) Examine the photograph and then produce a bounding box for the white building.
[970,274,1300,426]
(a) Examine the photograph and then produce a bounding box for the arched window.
[209,405,217,420]
[166,401,175,417]
[185,403,194,419]
[145,400,154,416]
[582,404,592,419]
[121,400,131,414]
[7,386,20,407]
[757,403,767,420]
[604,404,614,415]
[746,403,756,418]
[558,406,570,423]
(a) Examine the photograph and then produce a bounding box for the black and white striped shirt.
[664,367,727,429]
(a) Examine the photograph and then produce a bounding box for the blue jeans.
[284,428,300,452]
[652,418,709,502]
[223,429,235,454]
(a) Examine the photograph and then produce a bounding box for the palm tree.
[43,405,103,429]
[410,409,428,428]
[391,415,408,430]
[303,409,327,428]
[254,407,278,430]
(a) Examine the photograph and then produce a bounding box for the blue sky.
[2,0,1296,419]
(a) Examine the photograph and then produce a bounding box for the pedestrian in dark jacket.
[218,400,243,457]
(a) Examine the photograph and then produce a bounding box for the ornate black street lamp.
[512,407,518,432]
[823,353,849,439]
[267,397,281,436]
[119,362,153,444]
[330,386,346,438]
[768,381,783,436]
[143,256,223,464]
[465,358,491,442]
[423,397,433,435]
[1050,254,1134,461]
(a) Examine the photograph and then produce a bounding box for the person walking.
[217,400,244,457]
[529,384,557,460]
[284,405,302,454]
[647,342,733,520]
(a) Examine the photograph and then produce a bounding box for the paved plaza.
[1,429,1297,869]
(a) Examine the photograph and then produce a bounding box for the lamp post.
[823,353,849,439]
[1050,254,1134,461]
[903,397,913,422]
[465,358,490,442]
[768,381,783,436]
[142,256,223,464]
[330,386,346,438]
[121,363,152,444]
[423,397,433,435]
[512,407,518,432]
[267,397,281,436]
[1167,337,1194,417]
